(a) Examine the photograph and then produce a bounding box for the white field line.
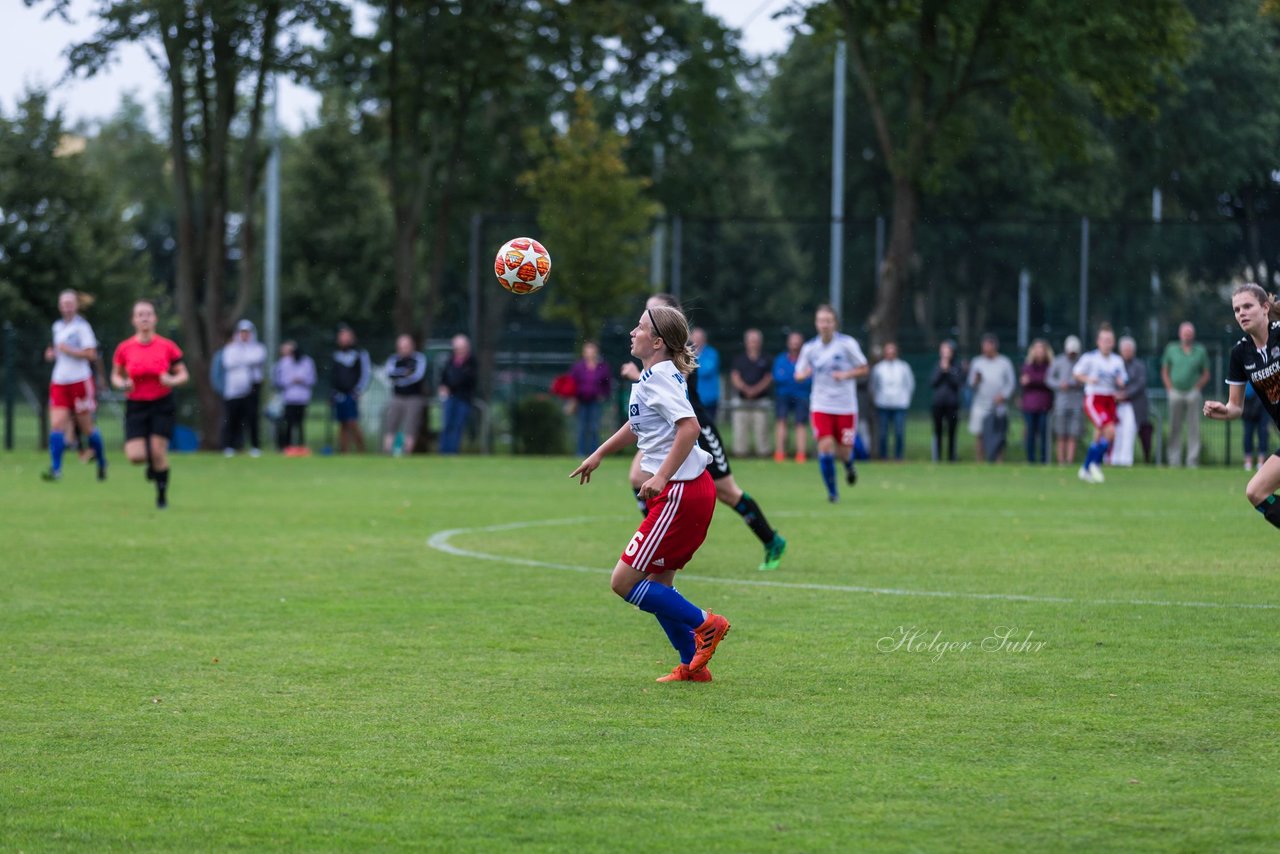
[426,516,1279,611]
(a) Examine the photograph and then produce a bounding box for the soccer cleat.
[1077,466,1095,484]
[97,464,107,482]
[795,452,807,463]
[759,535,787,571]
[41,469,62,482]
[828,492,839,503]
[845,464,858,485]
[1087,463,1105,483]
[773,450,786,463]
[689,612,730,672]
[656,664,713,683]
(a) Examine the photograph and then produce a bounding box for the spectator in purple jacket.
[1020,338,1054,464]
[272,340,316,452]
[569,340,613,457]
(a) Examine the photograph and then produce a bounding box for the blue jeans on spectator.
[1243,415,1269,459]
[877,407,907,459]
[1023,410,1049,464]
[440,397,470,454]
[576,399,602,457]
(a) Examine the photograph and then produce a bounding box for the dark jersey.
[1227,320,1280,429]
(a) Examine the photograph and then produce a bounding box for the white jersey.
[796,333,867,415]
[628,360,712,481]
[1073,350,1127,397]
[50,316,98,385]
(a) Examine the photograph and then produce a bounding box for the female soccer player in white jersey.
[1204,283,1280,529]
[43,289,107,482]
[1072,324,1127,484]
[571,304,731,683]
[793,304,869,502]
[619,294,788,571]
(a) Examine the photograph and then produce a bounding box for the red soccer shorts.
[621,470,716,574]
[811,411,857,446]
[49,379,96,414]
[1084,394,1118,429]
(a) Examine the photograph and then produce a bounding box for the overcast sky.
[1,0,796,134]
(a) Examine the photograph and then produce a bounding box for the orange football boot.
[656,664,713,683]
[689,612,730,672]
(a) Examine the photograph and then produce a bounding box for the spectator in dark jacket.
[930,340,964,462]
[569,341,612,457]
[1020,338,1054,464]
[438,334,477,454]
[330,324,370,453]
[382,334,429,456]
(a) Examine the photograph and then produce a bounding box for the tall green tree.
[801,0,1194,347]
[520,92,655,341]
[41,0,333,445]
[0,91,142,347]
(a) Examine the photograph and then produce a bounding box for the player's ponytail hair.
[648,304,698,375]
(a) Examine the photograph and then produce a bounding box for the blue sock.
[819,453,837,497]
[88,429,105,470]
[1085,439,1111,467]
[49,432,66,473]
[656,613,696,664]
[625,578,704,628]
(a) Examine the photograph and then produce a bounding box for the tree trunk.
[393,209,420,335]
[867,176,918,348]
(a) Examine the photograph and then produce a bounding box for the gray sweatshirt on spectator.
[1047,354,1084,413]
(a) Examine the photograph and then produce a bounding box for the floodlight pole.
[1079,216,1090,340]
[830,39,847,313]
[1151,187,1162,350]
[264,75,281,364]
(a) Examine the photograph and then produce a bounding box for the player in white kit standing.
[793,304,869,502]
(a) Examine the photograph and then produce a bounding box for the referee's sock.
[49,431,66,474]
[733,492,776,546]
[624,578,704,627]
[655,612,696,664]
[818,453,837,498]
[155,467,169,507]
[1255,495,1280,529]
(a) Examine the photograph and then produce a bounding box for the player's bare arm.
[638,417,700,500]
[1204,384,1245,421]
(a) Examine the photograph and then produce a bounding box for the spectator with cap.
[220,319,267,457]
[1048,335,1085,465]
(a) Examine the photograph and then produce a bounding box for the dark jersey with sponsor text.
[1227,320,1280,429]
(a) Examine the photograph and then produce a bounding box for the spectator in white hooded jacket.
[871,342,915,460]
[220,319,267,456]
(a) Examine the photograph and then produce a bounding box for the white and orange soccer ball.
[494,237,552,295]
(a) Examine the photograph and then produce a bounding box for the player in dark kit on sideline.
[1204,283,1280,528]
[571,304,731,683]
[110,300,190,509]
[618,293,787,571]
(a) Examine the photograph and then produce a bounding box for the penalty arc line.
[425,516,1280,611]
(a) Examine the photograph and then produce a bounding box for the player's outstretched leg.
[1246,457,1280,530]
[717,477,786,571]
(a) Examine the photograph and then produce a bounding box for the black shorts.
[125,396,177,441]
[696,416,732,480]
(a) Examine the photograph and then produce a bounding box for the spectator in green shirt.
[1161,321,1210,467]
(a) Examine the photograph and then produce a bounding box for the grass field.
[2,451,1278,851]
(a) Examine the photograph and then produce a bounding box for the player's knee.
[1245,481,1270,506]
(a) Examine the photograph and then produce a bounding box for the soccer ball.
[494,237,552,295]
